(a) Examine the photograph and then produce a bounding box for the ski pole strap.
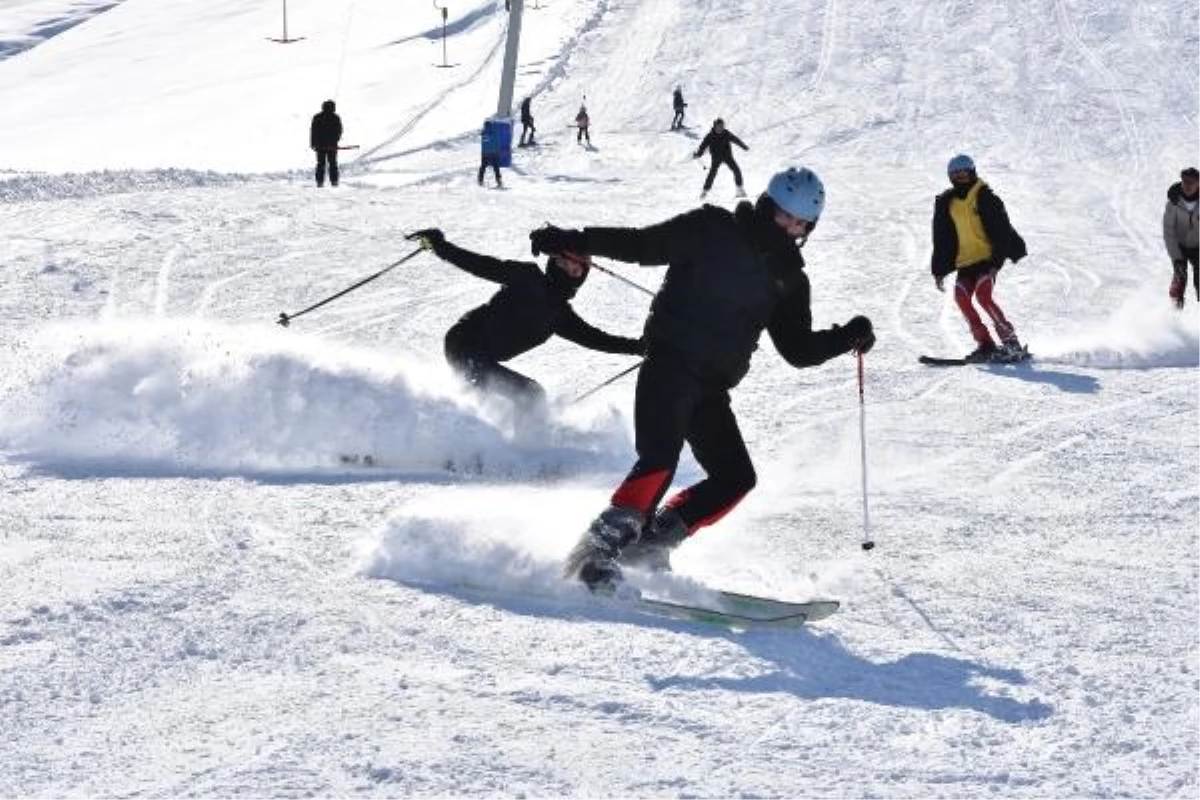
[277,246,424,326]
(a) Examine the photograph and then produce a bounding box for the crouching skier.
[405,228,643,423]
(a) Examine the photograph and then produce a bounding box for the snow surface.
[0,0,1197,796]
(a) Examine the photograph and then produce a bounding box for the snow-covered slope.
[0,1,1196,796]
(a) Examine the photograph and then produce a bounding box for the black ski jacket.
[581,201,854,388]
[695,129,747,162]
[433,239,642,363]
[930,181,1027,278]
[310,110,343,151]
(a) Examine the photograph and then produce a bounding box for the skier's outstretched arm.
[767,280,875,367]
[555,307,644,355]
[530,208,705,267]
[407,229,537,285]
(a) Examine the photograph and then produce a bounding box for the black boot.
[563,506,645,590]
[618,508,689,572]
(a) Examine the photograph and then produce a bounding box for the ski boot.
[963,342,997,363]
[563,506,645,591]
[618,508,690,573]
[994,340,1028,363]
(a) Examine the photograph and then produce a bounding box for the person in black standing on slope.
[310,100,343,187]
[671,86,687,131]
[575,104,592,146]
[695,118,748,199]
[404,228,643,415]
[519,97,537,147]
[529,167,876,589]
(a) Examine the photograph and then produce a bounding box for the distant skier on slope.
[310,100,343,188]
[694,118,748,199]
[1164,167,1199,308]
[519,97,537,147]
[404,228,643,415]
[575,103,591,145]
[478,121,504,188]
[529,166,875,590]
[930,154,1028,363]
[671,86,687,131]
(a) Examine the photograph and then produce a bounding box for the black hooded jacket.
[695,128,747,162]
[310,102,342,151]
[930,180,1027,278]
[580,200,854,388]
[433,240,642,363]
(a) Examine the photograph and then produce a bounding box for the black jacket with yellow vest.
[930,180,1027,279]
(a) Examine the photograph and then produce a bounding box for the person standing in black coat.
[404,228,643,413]
[519,97,536,147]
[529,166,876,589]
[671,86,687,131]
[310,100,343,187]
[694,118,748,199]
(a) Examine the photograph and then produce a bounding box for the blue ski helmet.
[766,167,825,223]
[947,154,975,175]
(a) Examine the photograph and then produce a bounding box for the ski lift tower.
[485,0,524,168]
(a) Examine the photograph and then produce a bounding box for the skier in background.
[478,121,503,188]
[519,97,537,147]
[671,86,687,131]
[403,228,643,414]
[310,100,342,188]
[694,118,748,199]
[930,154,1028,362]
[1163,166,1199,308]
[575,103,591,145]
[529,166,876,590]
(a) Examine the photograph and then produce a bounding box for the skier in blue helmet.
[529,166,876,590]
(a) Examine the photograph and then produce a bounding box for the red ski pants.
[954,266,1017,346]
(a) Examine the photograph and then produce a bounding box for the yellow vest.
[949,181,993,269]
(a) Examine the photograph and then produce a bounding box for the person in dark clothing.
[575,104,591,145]
[310,100,343,187]
[694,118,748,199]
[519,97,536,147]
[404,228,643,412]
[1163,167,1199,308]
[478,121,503,188]
[671,86,687,131]
[930,154,1028,362]
[529,166,876,590]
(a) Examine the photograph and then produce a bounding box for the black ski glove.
[530,225,587,258]
[840,315,875,355]
[406,228,445,252]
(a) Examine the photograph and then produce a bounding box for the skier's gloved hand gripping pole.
[275,239,429,327]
